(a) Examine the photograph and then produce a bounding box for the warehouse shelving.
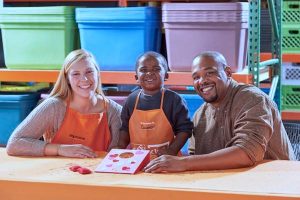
[248,0,299,121]
[261,52,300,121]
[0,0,298,120]
[248,0,282,88]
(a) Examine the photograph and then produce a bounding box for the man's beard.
[202,94,218,103]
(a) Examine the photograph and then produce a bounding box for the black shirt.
[120,89,193,137]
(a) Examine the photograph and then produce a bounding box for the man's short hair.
[193,51,228,69]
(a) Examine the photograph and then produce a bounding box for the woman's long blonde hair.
[49,49,105,101]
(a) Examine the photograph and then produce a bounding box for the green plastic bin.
[283,1,300,24]
[282,85,300,110]
[0,6,77,69]
[282,25,300,54]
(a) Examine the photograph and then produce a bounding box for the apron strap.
[134,89,165,110]
[134,91,142,110]
[99,94,109,123]
[160,88,165,109]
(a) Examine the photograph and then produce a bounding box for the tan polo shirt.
[189,79,296,164]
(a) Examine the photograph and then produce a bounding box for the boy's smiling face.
[136,56,167,95]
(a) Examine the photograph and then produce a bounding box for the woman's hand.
[57,144,97,158]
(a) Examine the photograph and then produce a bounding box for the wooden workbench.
[0,148,299,200]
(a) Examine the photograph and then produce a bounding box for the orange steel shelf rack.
[0,69,252,86]
[3,0,221,7]
[282,111,300,121]
[261,53,300,63]
[1,70,298,120]
[2,69,297,120]
[4,0,190,1]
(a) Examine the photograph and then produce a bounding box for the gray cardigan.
[7,97,122,156]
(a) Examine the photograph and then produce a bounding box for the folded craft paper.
[95,149,150,174]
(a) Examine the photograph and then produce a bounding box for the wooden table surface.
[0,148,299,200]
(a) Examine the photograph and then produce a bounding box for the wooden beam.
[0,70,253,86]
[282,111,300,121]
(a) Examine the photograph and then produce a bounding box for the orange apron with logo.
[129,89,175,159]
[51,100,111,152]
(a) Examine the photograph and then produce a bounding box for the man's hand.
[143,155,187,173]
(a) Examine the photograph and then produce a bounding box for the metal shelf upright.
[248,0,282,106]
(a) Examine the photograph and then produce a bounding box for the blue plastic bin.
[76,7,161,71]
[179,94,204,155]
[0,93,40,145]
[260,87,280,108]
[180,94,204,119]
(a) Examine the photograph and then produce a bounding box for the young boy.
[117,51,193,158]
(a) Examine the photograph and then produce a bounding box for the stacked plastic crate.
[0,6,78,145]
[281,1,300,112]
[0,6,77,69]
[76,7,161,71]
[282,1,300,55]
[162,2,249,73]
[281,1,300,160]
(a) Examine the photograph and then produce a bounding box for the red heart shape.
[109,154,119,158]
[122,166,130,171]
[69,165,81,172]
[77,167,92,175]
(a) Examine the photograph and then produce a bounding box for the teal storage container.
[0,6,77,69]
[180,94,204,119]
[179,94,204,156]
[0,92,40,145]
[76,7,161,71]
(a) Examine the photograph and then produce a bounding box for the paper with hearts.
[95,149,150,174]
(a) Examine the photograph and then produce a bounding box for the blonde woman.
[6,49,122,158]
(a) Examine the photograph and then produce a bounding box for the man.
[144,51,295,173]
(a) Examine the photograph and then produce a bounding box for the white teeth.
[202,86,213,92]
[79,85,90,89]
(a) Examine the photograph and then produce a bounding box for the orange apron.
[129,89,175,158]
[51,100,111,152]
